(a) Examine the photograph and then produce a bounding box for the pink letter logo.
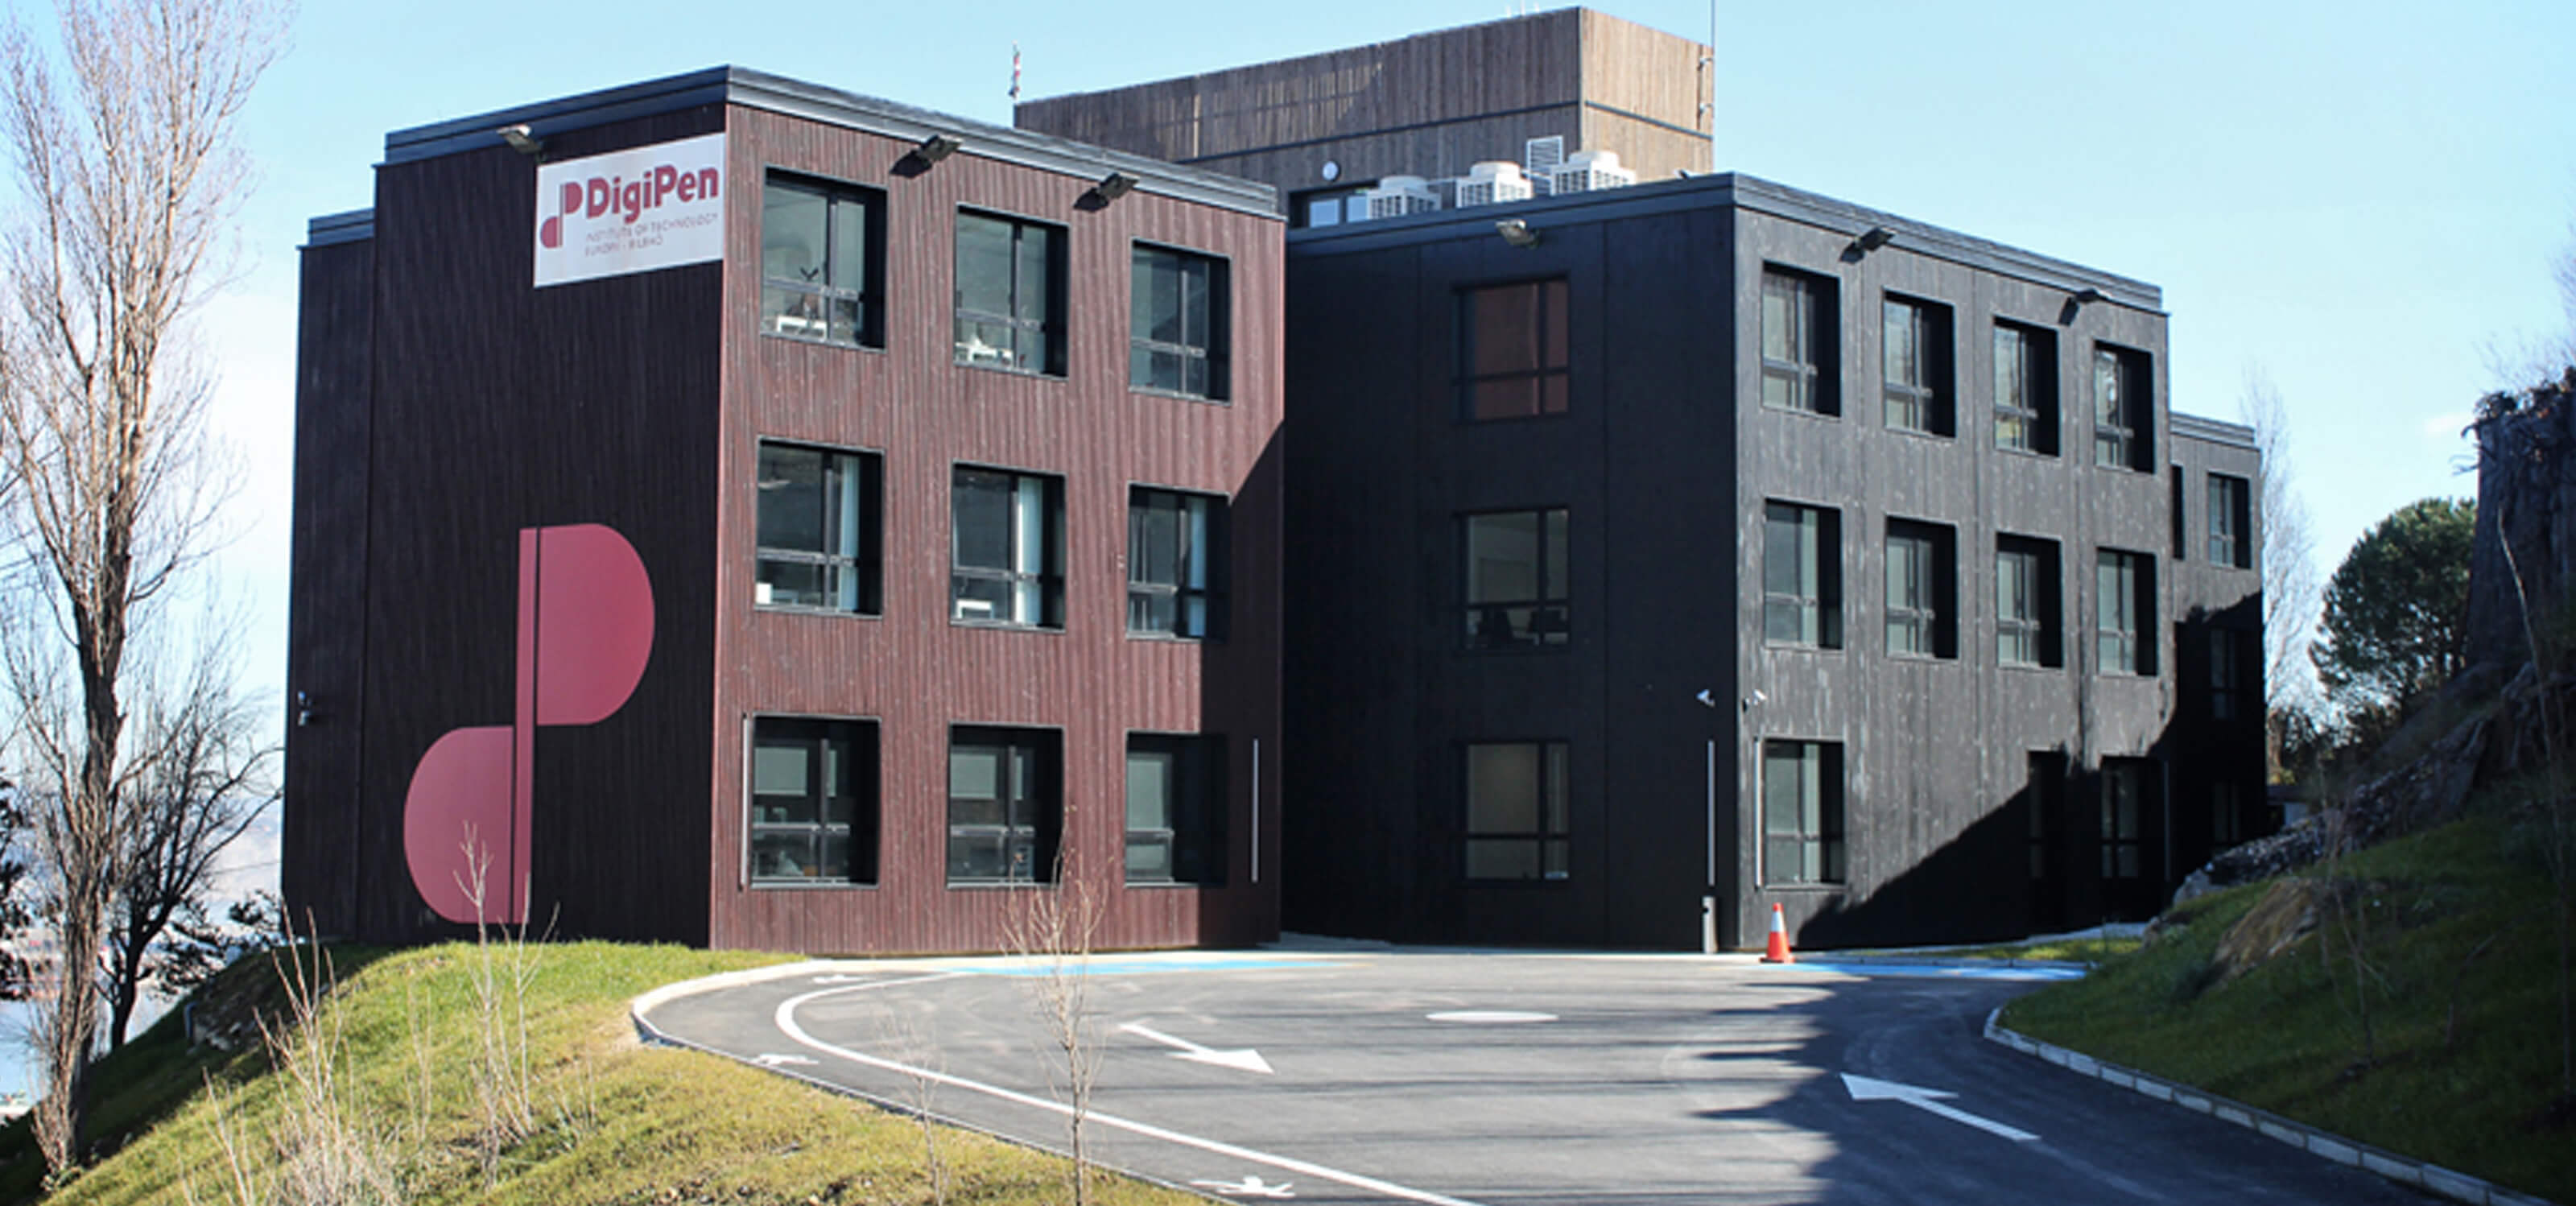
[402,523,654,924]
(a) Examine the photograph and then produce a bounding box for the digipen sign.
[531,133,726,288]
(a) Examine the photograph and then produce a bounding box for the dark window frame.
[2208,473,2253,568]
[754,440,884,617]
[1993,320,2060,456]
[1885,518,1958,660]
[747,715,881,888]
[1997,534,2064,670]
[1125,732,1228,886]
[1128,485,1230,641]
[1456,277,1571,422]
[2095,548,2159,676]
[951,464,1067,630]
[761,171,886,349]
[2100,758,2153,880]
[1130,242,1232,401]
[2210,629,2249,721]
[954,208,1069,377]
[1765,501,1843,650]
[1761,266,1840,417]
[2093,343,2153,472]
[946,725,1063,886]
[1761,739,1847,886]
[1882,293,1955,437]
[1463,740,1572,884]
[1462,507,1571,650]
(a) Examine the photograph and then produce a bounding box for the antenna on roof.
[1009,42,1022,103]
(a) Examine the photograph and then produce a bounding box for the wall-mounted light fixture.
[295,690,319,728]
[496,123,544,157]
[1085,171,1140,205]
[915,134,960,164]
[1852,225,1895,254]
[1495,217,1541,249]
[2071,287,2107,306]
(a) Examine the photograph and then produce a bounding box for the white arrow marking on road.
[1120,1022,1274,1074]
[1190,1175,1296,1198]
[753,1052,818,1068]
[1839,1073,2038,1143]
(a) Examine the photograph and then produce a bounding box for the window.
[1464,741,1571,882]
[1129,488,1228,639]
[762,175,883,347]
[2095,549,2157,675]
[2100,759,2150,879]
[1132,246,1229,399]
[1761,268,1838,415]
[1765,502,1842,649]
[1883,295,1954,436]
[947,727,1061,884]
[749,718,878,886]
[1885,518,1956,659]
[1762,740,1845,885]
[1993,321,2058,454]
[2208,473,2252,568]
[1291,184,1371,229]
[2169,467,2187,560]
[1127,733,1227,885]
[952,467,1064,628]
[2093,345,2153,471]
[1997,535,2062,669]
[1463,509,1569,648]
[1459,279,1569,420]
[2213,781,2247,848]
[2210,630,2248,721]
[755,443,881,614]
[955,212,1066,375]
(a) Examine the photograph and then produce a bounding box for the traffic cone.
[1762,902,1794,964]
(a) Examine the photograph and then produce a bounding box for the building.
[284,68,1286,951]
[1021,9,2269,950]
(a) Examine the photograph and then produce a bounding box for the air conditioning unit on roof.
[1523,136,1565,197]
[1552,149,1636,195]
[1451,161,1534,209]
[1364,176,1440,221]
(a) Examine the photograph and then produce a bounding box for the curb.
[1982,1008,2557,1206]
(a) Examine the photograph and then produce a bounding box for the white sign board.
[532,133,727,288]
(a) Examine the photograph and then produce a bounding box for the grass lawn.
[2000,815,2574,1204]
[1909,935,2145,964]
[0,941,1203,1206]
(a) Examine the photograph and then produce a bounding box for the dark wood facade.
[1279,175,2267,951]
[286,69,1283,952]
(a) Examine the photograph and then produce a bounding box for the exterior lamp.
[915,134,960,164]
[1850,225,1895,255]
[1087,171,1140,205]
[496,123,544,156]
[1495,218,1541,249]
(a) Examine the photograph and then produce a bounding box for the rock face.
[2467,370,2576,672]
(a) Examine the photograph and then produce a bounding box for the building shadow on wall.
[1197,429,1286,948]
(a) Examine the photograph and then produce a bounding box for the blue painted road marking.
[1789,960,2087,982]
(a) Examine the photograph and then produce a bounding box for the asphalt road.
[638,950,2427,1205]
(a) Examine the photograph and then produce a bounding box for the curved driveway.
[638,951,2421,1205]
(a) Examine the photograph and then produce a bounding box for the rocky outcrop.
[2467,369,2576,671]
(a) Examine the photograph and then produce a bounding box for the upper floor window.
[749,717,878,886]
[2210,630,2249,721]
[1132,245,1229,400]
[2208,473,2252,568]
[1883,295,1954,436]
[1765,501,1843,649]
[2095,548,2157,675]
[948,726,1061,885]
[762,174,884,348]
[1464,741,1571,882]
[952,466,1064,629]
[2093,345,2153,471]
[1128,733,1228,886]
[1463,509,1570,649]
[1129,487,1228,640]
[1761,739,1845,886]
[1761,268,1839,416]
[755,442,881,615]
[2101,758,2153,879]
[1997,535,2063,669]
[1994,321,2058,455]
[956,212,1066,375]
[1885,518,1957,659]
[1459,279,1569,420]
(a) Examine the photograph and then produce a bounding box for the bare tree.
[0,0,288,1172]
[1003,848,1107,1206]
[2241,369,2323,776]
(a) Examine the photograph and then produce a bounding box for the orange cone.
[1762,902,1794,964]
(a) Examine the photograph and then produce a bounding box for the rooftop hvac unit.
[1364,176,1440,221]
[1552,149,1637,195]
[1523,136,1564,197]
[1451,161,1534,209]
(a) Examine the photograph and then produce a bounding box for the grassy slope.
[0,942,1202,1206]
[2000,816,2573,1204]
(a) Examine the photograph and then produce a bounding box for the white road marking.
[1120,1021,1274,1074]
[1840,1072,2040,1143]
[772,983,1491,1206]
[751,1053,817,1067]
[1425,1010,1556,1024]
[1193,1173,1298,1197]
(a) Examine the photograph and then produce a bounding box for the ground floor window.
[948,726,1062,884]
[2101,758,2151,879]
[1762,740,1845,885]
[749,717,878,885]
[1127,733,1228,885]
[1463,741,1570,881]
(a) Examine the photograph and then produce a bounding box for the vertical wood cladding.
[283,237,374,936]
[706,107,1284,954]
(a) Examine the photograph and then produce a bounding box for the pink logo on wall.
[403,523,654,925]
